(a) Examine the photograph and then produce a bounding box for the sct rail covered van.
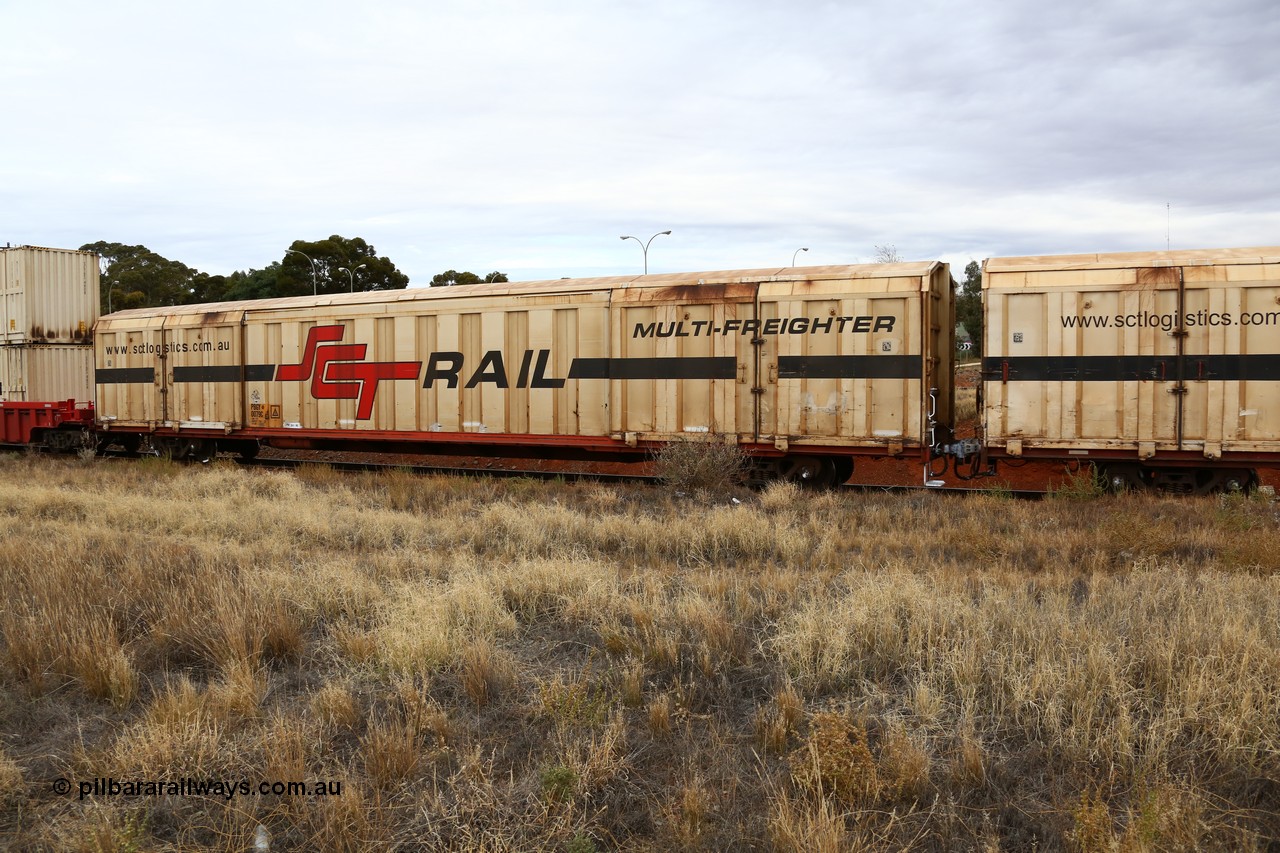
[94,262,955,484]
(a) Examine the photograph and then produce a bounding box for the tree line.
[83,236,507,311]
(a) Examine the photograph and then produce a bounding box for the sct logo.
[276,325,421,419]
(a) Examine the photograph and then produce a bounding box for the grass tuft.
[653,434,749,497]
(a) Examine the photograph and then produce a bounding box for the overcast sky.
[3,0,1278,285]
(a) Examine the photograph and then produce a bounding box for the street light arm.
[620,230,672,275]
[285,248,319,295]
[645,230,672,253]
[338,263,369,293]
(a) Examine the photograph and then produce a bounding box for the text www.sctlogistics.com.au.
[52,776,343,800]
[1062,309,1280,331]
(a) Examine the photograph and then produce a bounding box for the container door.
[751,297,777,442]
[95,315,170,427]
[165,315,245,429]
[1177,261,1280,455]
[1225,267,1280,449]
[0,348,26,401]
[759,279,921,447]
[609,287,755,440]
[1173,268,1205,452]
[1132,268,1183,452]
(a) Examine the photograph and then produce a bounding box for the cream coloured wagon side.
[983,246,1280,490]
[0,246,99,405]
[94,263,953,480]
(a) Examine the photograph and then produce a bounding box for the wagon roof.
[0,245,99,257]
[102,260,945,319]
[986,246,1280,273]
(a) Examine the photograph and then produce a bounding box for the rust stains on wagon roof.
[198,310,237,324]
[987,246,1280,273]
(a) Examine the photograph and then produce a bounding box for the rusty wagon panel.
[0,246,99,345]
[608,277,759,442]
[983,246,1280,459]
[758,262,953,451]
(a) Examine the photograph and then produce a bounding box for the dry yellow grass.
[0,454,1277,850]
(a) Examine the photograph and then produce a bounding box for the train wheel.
[154,438,183,461]
[1103,465,1147,493]
[1190,468,1254,495]
[1107,465,1256,494]
[155,437,216,462]
[778,456,839,488]
[105,434,144,456]
[188,439,217,463]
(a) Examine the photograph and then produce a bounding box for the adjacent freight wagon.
[981,246,1280,491]
[0,246,98,402]
[0,246,96,448]
[94,262,955,484]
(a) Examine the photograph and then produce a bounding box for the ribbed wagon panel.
[983,246,1280,457]
[0,345,94,402]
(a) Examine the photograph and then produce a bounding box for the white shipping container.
[1,246,100,345]
[0,344,95,403]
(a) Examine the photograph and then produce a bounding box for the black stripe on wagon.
[567,357,737,380]
[777,354,923,380]
[1192,354,1280,380]
[95,367,155,384]
[172,364,276,383]
[986,354,1280,382]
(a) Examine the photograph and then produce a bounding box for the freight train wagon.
[979,246,1280,492]
[94,262,956,484]
[0,246,97,448]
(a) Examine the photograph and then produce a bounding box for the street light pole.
[619,230,672,275]
[338,263,367,292]
[104,264,136,313]
[285,248,319,295]
[792,247,809,266]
